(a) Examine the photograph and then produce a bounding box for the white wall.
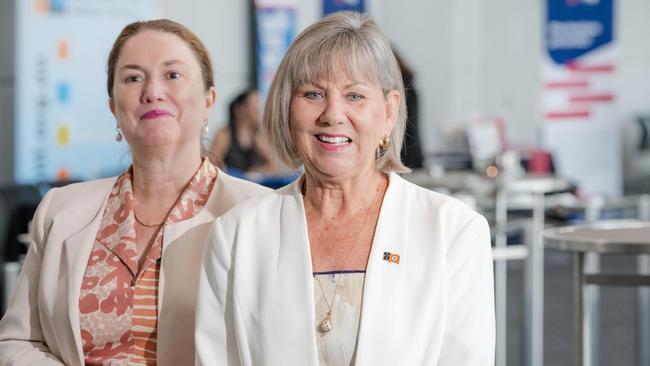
[157,0,255,131]
[378,0,544,152]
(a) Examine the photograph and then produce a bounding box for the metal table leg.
[576,252,585,366]
[639,195,649,366]
[584,253,599,366]
[524,193,544,366]
[585,198,602,366]
[494,189,508,366]
[639,254,650,366]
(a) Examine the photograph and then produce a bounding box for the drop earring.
[115,127,123,142]
[202,120,210,135]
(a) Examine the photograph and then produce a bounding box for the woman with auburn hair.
[0,19,268,365]
[196,11,494,366]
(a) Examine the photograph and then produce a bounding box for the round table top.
[543,220,650,254]
[403,169,574,195]
[498,175,574,194]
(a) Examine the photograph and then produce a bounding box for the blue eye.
[304,91,323,100]
[348,93,364,101]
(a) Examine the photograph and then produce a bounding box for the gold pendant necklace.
[314,274,336,334]
[309,178,385,336]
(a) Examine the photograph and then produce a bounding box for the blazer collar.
[162,168,229,247]
[59,168,226,364]
[275,172,410,364]
[355,172,410,364]
[61,178,117,365]
[269,179,319,364]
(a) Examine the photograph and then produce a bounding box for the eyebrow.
[162,59,189,67]
[118,60,189,72]
[307,81,368,89]
[120,64,145,72]
[344,82,368,88]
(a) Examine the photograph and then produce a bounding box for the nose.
[317,96,346,126]
[140,78,165,104]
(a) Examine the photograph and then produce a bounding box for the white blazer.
[195,172,495,365]
[0,170,270,366]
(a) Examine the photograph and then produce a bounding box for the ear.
[384,90,400,135]
[205,86,217,109]
[109,98,116,116]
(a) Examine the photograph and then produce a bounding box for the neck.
[303,169,387,220]
[131,146,202,204]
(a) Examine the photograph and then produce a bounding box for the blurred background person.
[393,47,424,169]
[0,19,268,366]
[209,88,276,173]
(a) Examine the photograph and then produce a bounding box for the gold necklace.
[133,211,164,228]
[133,173,196,229]
[309,178,385,335]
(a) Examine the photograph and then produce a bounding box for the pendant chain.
[310,178,385,334]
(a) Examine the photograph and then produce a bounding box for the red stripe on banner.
[566,61,615,73]
[570,94,615,102]
[544,80,590,89]
[545,111,591,119]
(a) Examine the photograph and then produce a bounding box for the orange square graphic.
[34,0,48,13]
[57,40,69,59]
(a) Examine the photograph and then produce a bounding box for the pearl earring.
[115,127,123,142]
[202,120,210,135]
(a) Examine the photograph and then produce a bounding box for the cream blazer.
[0,170,269,366]
[195,172,495,366]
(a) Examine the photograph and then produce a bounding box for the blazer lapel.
[355,173,410,365]
[161,168,233,249]
[61,180,115,365]
[268,179,319,365]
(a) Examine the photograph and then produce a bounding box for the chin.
[138,126,183,145]
[310,162,361,180]
[134,133,177,148]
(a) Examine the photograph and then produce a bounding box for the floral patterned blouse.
[78,158,217,365]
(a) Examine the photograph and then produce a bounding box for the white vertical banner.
[15,0,158,184]
[541,0,621,197]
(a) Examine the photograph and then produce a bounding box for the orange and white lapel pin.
[383,251,400,264]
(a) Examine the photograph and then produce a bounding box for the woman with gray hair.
[195,11,494,365]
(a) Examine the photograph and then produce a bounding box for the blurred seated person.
[209,89,276,173]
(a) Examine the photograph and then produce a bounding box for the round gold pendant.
[319,317,332,334]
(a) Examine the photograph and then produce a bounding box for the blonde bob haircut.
[262,11,409,174]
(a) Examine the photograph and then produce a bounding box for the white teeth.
[317,135,351,144]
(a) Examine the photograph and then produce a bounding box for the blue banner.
[255,6,295,98]
[546,0,613,65]
[323,0,365,15]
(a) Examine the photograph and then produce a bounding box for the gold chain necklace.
[309,178,385,335]
[133,211,164,227]
[133,173,196,229]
